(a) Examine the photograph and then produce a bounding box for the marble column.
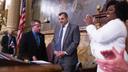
[4,0,21,32]
[25,0,32,31]
[0,0,5,11]
[0,0,6,34]
[32,0,41,20]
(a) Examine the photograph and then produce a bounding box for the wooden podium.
[0,64,62,72]
[0,52,62,72]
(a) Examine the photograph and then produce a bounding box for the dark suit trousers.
[54,56,76,72]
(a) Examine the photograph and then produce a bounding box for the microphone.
[42,18,50,23]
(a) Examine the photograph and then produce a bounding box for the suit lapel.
[55,26,61,41]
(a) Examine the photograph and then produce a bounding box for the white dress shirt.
[86,18,128,72]
[61,22,69,51]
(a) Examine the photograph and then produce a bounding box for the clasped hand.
[54,51,65,58]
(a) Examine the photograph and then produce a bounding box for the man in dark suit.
[18,20,48,61]
[1,30,16,56]
[52,12,80,72]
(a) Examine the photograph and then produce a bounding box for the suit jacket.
[18,31,48,61]
[1,34,16,55]
[52,23,80,65]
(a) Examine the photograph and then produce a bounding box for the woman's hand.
[83,15,94,25]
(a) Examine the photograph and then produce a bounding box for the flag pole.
[16,0,26,56]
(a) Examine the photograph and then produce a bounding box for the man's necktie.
[56,27,63,51]
[8,36,12,46]
[35,33,40,47]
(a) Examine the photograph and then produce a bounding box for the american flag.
[16,0,26,50]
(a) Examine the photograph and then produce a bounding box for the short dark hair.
[58,12,68,18]
[31,20,41,26]
[106,0,128,21]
